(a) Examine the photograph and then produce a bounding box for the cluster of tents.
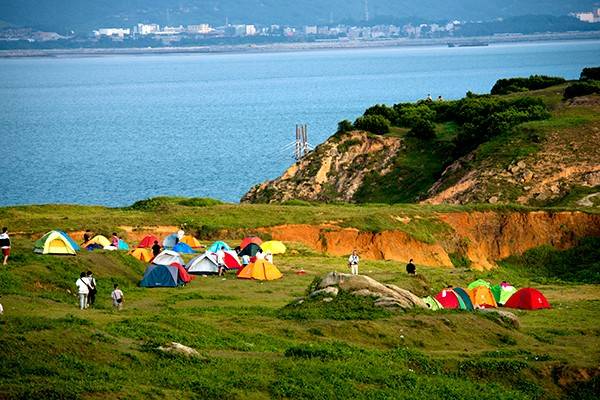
[424,279,551,311]
[138,235,285,287]
[32,230,131,255]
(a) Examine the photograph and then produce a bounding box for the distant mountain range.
[1,0,599,33]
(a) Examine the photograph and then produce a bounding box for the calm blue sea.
[1,40,600,206]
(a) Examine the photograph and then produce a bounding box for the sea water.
[1,40,600,206]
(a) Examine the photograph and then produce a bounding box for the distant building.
[573,9,600,23]
[136,23,160,35]
[94,28,130,38]
[187,24,212,34]
[156,25,185,35]
[245,25,257,36]
[303,25,318,35]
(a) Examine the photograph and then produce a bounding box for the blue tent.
[208,241,231,253]
[173,242,195,254]
[140,264,182,287]
[118,239,129,250]
[57,230,80,251]
[163,233,178,249]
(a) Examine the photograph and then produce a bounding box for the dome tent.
[129,248,153,262]
[423,296,443,311]
[467,279,491,290]
[180,235,202,249]
[173,242,195,254]
[453,287,474,311]
[490,283,517,305]
[56,231,80,251]
[34,231,77,255]
[434,288,463,309]
[504,288,550,310]
[140,264,184,287]
[469,286,498,308]
[163,234,178,249]
[237,259,282,281]
[187,253,219,275]
[208,241,231,253]
[239,243,262,258]
[240,236,262,250]
[138,235,160,248]
[153,250,184,266]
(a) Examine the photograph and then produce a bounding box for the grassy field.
[1,231,599,399]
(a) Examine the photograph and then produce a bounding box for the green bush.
[580,66,600,81]
[178,198,223,207]
[364,104,398,122]
[353,115,390,135]
[563,81,600,99]
[491,75,566,95]
[409,118,436,140]
[336,119,353,133]
[394,103,436,127]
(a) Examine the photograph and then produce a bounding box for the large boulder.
[313,272,426,310]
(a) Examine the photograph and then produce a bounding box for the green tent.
[467,279,491,290]
[423,296,443,311]
[490,284,517,305]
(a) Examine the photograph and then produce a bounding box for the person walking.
[75,272,90,310]
[216,246,227,276]
[348,250,360,275]
[406,259,416,275]
[86,271,97,307]
[0,227,10,266]
[111,284,124,310]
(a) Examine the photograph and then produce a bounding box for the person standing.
[75,272,90,310]
[406,259,416,275]
[111,284,124,310]
[0,227,10,266]
[216,246,226,276]
[151,240,161,258]
[176,228,185,245]
[111,232,119,248]
[348,250,360,275]
[264,252,273,264]
[86,271,97,307]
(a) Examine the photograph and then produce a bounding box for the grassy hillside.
[1,233,599,399]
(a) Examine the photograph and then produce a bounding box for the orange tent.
[129,248,154,262]
[180,235,202,248]
[237,259,282,281]
[469,286,498,308]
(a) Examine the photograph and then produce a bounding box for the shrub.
[491,75,566,95]
[394,103,436,127]
[580,66,600,81]
[364,104,398,122]
[564,81,600,99]
[409,118,436,140]
[178,197,223,207]
[353,115,390,135]
[128,197,173,211]
[336,119,353,133]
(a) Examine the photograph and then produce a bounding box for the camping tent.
[170,262,193,284]
[163,233,178,249]
[504,288,550,310]
[153,250,184,266]
[33,231,77,255]
[180,235,202,249]
[237,259,282,281]
[57,231,80,251]
[83,235,111,249]
[453,287,474,311]
[223,250,242,270]
[208,241,231,253]
[140,264,183,287]
[117,239,129,250]
[467,279,491,290]
[129,248,154,262]
[423,296,443,311]
[240,236,262,250]
[138,235,159,248]
[469,286,498,308]
[261,240,287,254]
[187,253,219,275]
[239,243,262,258]
[173,242,195,254]
[490,284,517,305]
[434,289,462,309]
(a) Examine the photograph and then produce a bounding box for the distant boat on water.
[448,41,489,47]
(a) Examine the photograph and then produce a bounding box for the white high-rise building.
[136,23,160,35]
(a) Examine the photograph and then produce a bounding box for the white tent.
[153,249,184,266]
[186,252,219,275]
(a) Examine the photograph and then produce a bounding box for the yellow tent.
[469,286,498,308]
[33,231,77,255]
[129,248,154,262]
[261,240,287,254]
[84,235,111,248]
[180,235,202,248]
[237,259,282,281]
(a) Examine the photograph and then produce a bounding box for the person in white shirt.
[348,250,359,275]
[241,254,250,266]
[255,249,265,260]
[111,284,124,310]
[216,247,226,276]
[0,227,11,266]
[265,252,273,263]
[75,272,90,310]
[176,229,185,244]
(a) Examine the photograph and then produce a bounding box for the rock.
[517,161,526,169]
[510,166,520,174]
[488,196,499,204]
[309,286,339,298]
[477,309,520,329]
[550,185,560,194]
[322,297,333,303]
[158,342,201,357]
[522,170,534,183]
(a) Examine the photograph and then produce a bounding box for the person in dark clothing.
[151,240,161,257]
[86,271,97,306]
[406,259,416,275]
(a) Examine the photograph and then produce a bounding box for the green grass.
[1,232,599,399]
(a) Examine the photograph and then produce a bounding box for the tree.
[353,115,390,135]
[409,118,436,140]
[337,119,353,133]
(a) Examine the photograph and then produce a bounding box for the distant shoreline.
[1,31,600,58]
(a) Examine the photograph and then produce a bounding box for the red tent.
[170,262,194,283]
[139,235,160,248]
[504,288,550,310]
[240,236,262,250]
[435,289,461,309]
[223,251,242,270]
